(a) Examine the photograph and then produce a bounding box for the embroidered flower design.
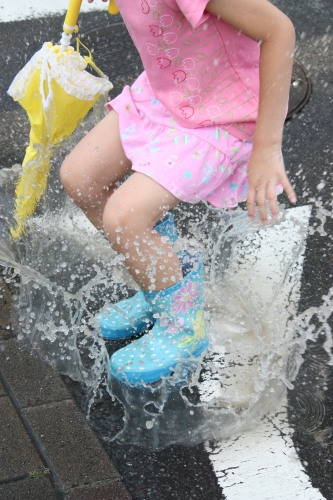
[192,310,206,340]
[172,282,200,314]
[150,97,160,107]
[160,316,184,334]
[231,146,240,158]
[178,310,206,349]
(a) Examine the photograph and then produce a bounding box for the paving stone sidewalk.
[0,278,131,500]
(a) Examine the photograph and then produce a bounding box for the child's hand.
[246,147,297,223]
[206,0,296,224]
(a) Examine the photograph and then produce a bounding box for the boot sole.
[111,336,209,385]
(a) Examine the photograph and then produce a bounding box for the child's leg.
[60,110,132,231]
[105,176,208,383]
[61,109,181,291]
[103,172,182,292]
[103,172,208,383]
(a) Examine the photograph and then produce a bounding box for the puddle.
[1,107,333,450]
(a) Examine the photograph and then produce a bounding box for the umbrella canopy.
[7,4,113,239]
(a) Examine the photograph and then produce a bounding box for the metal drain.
[287,58,312,119]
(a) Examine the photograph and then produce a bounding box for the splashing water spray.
[1,97,332,450]
[2,1,333,451]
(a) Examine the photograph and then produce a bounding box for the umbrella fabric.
[8,42,112,239]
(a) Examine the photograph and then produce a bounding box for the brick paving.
[0,279,131,500]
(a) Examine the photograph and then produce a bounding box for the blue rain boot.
[110,253,209,385]
[100,212,178,340]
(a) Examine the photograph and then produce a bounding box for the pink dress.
[107,0,261,208]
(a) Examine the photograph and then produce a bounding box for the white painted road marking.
[207,408,324,500]
[0,0,107,23]
[204,206,324,499]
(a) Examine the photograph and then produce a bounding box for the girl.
[60,0,297,384]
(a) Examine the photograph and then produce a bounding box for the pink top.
[116,0,260,141]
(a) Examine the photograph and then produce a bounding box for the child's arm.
[206,0,297,223]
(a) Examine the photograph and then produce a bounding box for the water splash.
[1,108,332,449]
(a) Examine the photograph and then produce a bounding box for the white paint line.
[207,404,324,500]
[203,206,324,500]
[0,0,108,23]
[202,206,312,410]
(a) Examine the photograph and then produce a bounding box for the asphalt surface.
[272,2,333,497]
[1,1,333,499]
[0,322,132,500]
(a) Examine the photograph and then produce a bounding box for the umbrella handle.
[108,0,119,15]
[63,0,119,33]
[63,0,118,32]
[60,0,83,51]
[64,0,118,28]
[63,0,83,34]
[60,0,118,51]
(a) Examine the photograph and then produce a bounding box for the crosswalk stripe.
[203,206,324,499]
[207,408,324,500]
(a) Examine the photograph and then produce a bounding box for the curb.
[0,302,131,500]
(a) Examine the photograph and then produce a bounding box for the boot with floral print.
[100,212,178,340]
[110,253,209,384]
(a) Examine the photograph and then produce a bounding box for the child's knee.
[103,202,149,246]
[60,155,75,195]
[103,205,130,242]
[60,155,95,205]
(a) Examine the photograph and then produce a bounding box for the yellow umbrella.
[7,0,119,239]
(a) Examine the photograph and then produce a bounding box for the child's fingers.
[247,175,296,223]
[267,181,279,220]
[247,185,269,222]
[247,182,278,223]
[246,187,256,220]
[281,175,297,203]
[255,186,269,223]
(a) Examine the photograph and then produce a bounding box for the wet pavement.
[1,1,333,499]
[273,3,333,493]
[0,279,131,499]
